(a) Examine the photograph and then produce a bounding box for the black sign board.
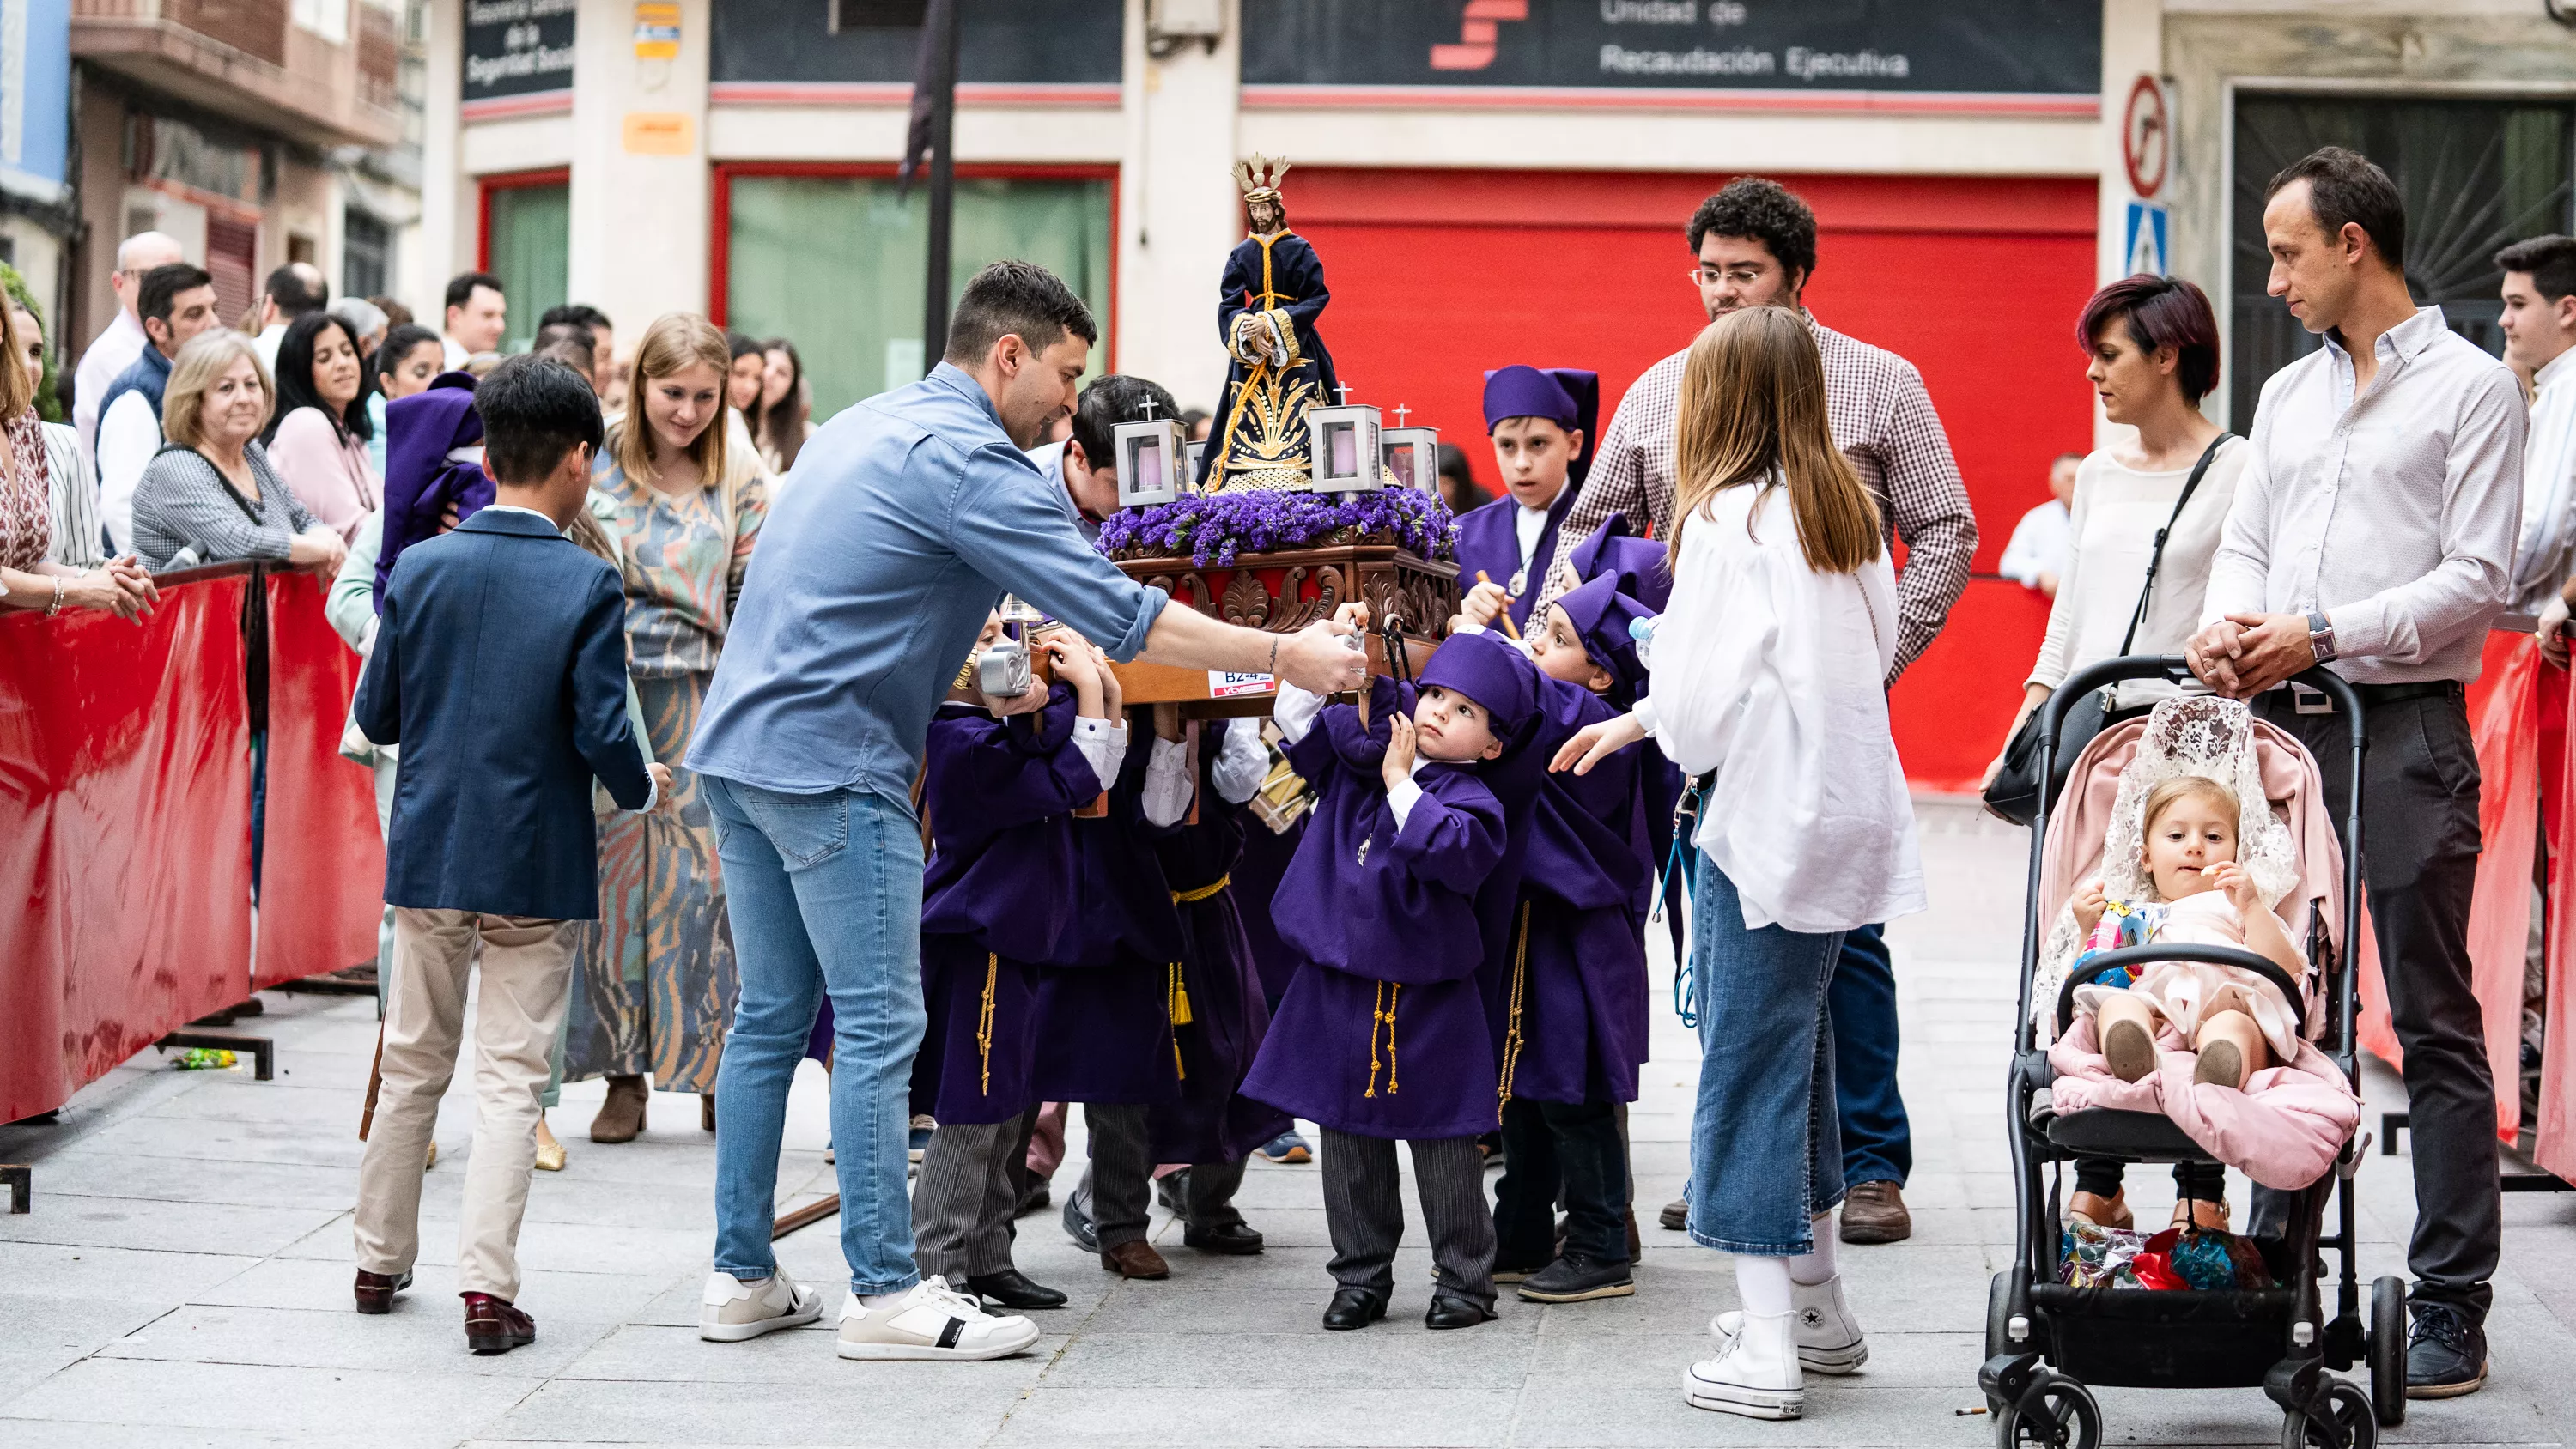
[1242,0,2099,96]
[711,0,1120,85]
[463,0,577,101]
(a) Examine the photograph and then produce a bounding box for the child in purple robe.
[1483,574,1657,1305]
[1452,365,1598,633]
[1242,624,1543,1333]
[909,618,1123,1313]
[1131,708,1294,1252]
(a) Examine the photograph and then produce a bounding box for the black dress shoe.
[2406,1300,2489,1398]
[1659,1197,1688,1232]
[1154,1167,1191,1219]
[1061,1193,1100,1254]
[1425,1293,1498,1330]
[1182,1218,1264,1255]
[964,1269,1068,1311]
[1321,1286,1388,1331]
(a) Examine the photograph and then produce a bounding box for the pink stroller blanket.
[2050,1016,2360,1191]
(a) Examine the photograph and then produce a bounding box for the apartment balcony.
[73,0,403,149]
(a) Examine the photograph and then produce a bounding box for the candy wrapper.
[2060,1217,2274,1290]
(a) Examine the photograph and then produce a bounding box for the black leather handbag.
[1981,433,2233,827]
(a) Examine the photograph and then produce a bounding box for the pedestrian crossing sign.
[2124,200,2170,277]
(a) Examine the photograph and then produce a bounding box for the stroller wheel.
[1995,1375,2099,1449]
[2281,1379,2375,1449]
[2368,1276,2407,1427]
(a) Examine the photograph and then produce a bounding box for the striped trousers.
[1320,1129,1495,1307]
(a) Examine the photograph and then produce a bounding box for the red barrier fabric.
[1888,578,2056,792]
[255,569,384,986]
[0,573,256,1122]
[2544,669,2576,1177]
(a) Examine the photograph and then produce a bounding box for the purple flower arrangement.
[1097,488,1457,569]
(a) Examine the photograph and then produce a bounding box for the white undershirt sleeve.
[1270,682,1327,743]
[1211,722,1271,804]
[1142,734,1194,826]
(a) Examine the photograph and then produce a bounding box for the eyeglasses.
[1688,266,1771,288]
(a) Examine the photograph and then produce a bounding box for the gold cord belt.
[1497,902,1533,1109]
[1364,980,1402,1098]
[976,953,999,1094]
[1170,875,1230,904]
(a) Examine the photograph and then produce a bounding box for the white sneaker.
[1710,1274,1868,1373]
[836,1276,1041,1361]
[1686,1310,1805,1419]
[700,1267,824,1342]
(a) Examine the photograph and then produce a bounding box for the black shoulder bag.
[1981,433,2233,826]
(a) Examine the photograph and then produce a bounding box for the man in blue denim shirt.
[686,262,1364,1361]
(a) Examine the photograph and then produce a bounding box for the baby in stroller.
[2045,695,2323,1231]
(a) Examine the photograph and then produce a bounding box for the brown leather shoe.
[354,1269,411,1314]
[590,1075,648,1143]
[462,1292,536,1355]
[1839,1180,1912,1244]
[1099,1239,1170,1280]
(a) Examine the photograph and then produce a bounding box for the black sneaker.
[2406,1300,2488,1399]
[1516,1252,1636,1303]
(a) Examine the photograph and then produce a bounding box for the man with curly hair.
[1541,177,1977,1251]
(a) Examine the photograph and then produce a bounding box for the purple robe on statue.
[1140,719,1294,1164]
[1493,674,1653,1106]
[1030,734,1183,1107]
[908,688,1099,1125]
[1242,676,1511,1141]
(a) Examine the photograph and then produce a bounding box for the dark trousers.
[2255,688,2497,1320]
[1072,1103,1254,1244]
[912,1107,1037,1282]
[1495,1097,1629,1268]
[2074,1156,2227,1203]
[1319,1129,1496,1307]
[1831,923,1911,1186]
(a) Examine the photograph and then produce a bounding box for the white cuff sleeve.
[1271,682,1327,743]
[633,778,659,815]
[1385,776,1424,831]
[1211,721,1271,804]
[1631,695,1661,742]
[1070,715,1125,791]
[1142,734,1194,826]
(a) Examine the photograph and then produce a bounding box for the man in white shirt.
[94,264,222,556]
[2500,238,2576,652]
[1997,452,2081,597]
[250,262,331,373]
[72,231,185,470]
[2189,145,2520,1401]
[442,271,507,368]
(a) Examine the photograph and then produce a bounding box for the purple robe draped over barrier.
[909,688,1098,1125]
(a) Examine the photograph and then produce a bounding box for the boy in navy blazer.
[349,355,668,1355]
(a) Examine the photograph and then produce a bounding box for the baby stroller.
[1982,658,2403,1449]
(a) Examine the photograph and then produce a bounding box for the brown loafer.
[1839,1180,1912,1245]
[355,1269,411,1314]
[462,1292,536,1355]
[590,1076,648,1143]
[1100,1239,1170,1280]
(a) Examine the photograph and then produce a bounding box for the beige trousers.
[352,908,572,1300]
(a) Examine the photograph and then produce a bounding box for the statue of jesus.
[1198,155,1342,492]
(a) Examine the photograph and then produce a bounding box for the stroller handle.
[2052,943,2308,1040]
[2018,657,2365,1076]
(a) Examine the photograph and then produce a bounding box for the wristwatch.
[2306,609,2337,664]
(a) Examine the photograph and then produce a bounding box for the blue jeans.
[1686,856,1845,1257]
[1829,923,1911,1187]
[704,777,928,1296]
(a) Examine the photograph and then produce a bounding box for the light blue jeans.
[1685,856,1847,1257]
[704,777,928,1296]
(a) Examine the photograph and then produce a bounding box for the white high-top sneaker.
[1710,1273,1868,1373]
[698,1267,823,1343]
[836,1276,1041,1361]
[1685,1309,1806,1419]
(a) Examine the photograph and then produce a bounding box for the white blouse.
[1634,481,1925,936]
[2027,439,2248,708]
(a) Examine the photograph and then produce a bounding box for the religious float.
[1103,155,1460,714]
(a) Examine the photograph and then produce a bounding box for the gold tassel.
[1168,962,1194,1026]
[976,953,998,1095]
[1364,981,1386,1098]
[1384,984,1400,1095]
[1497,903,1533,1110]
[1167,961,1190,1081]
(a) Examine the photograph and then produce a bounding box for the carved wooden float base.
[1108,543,1460,712]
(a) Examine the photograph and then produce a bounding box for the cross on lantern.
[1333,382,1355,406]
[1392,404,1411,427]
[1136,396,1161,422]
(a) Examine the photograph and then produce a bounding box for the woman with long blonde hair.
[564,312,770,1143]
[1555,305,1923,1422]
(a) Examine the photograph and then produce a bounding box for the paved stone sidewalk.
[5,798,2575,1446]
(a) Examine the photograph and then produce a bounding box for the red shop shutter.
[205,215,259,325]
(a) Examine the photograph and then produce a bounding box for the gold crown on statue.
[1233,154,1290,204]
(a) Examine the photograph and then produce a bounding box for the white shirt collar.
[479,502,568,535]
[2535,345,2576,394]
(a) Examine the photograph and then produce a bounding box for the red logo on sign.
[1431,0,1528,70]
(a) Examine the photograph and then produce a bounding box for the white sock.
[1735,1255,1794,1318]
[1789,1215,1838,1286]
[860,1290,904,1309]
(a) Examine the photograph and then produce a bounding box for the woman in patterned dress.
[0,296,155,617]
[566,313,770,1142]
